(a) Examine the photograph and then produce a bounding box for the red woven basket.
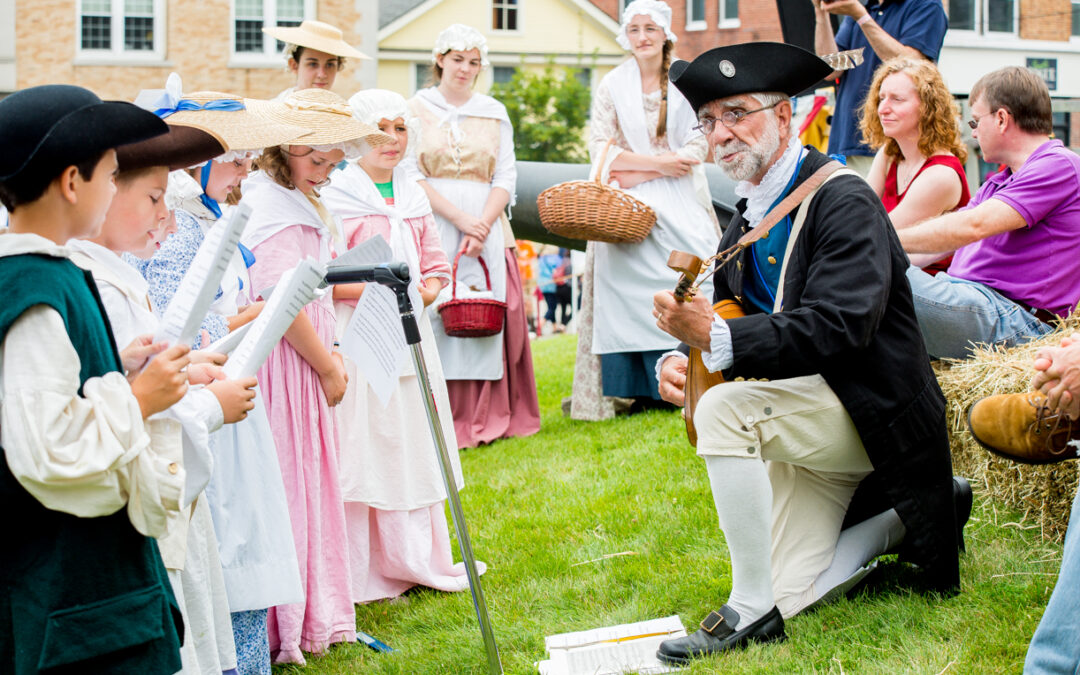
[438,251,507,338]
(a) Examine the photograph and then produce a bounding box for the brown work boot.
[967,393,1080,464]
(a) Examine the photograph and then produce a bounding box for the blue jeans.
[1025,488,1080,674]
[906,267,1053,359]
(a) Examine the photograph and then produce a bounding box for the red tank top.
[882,154,971,275]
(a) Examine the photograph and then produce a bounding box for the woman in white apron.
[404,24,540,448]
[570,0,720,419]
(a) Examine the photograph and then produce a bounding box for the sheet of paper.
[204,322,253,356]
[154,203,252,346]
[328,233,392,270]
[223,257,327,379]
[539,616,686,675]
[339,282,407,407]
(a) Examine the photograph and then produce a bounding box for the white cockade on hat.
[431,24,490,67]
[616,0,678,50]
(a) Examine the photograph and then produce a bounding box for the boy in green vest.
[0,85,193,674]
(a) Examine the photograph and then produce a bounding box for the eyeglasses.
[968,108,1005,130]
[694,102,780,134]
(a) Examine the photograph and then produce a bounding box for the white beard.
[713,118,782,182]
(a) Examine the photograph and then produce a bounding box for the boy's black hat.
[0,84,167,183]
[116,126,226,172]
[669,42,832,114]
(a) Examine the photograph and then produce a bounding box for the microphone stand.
[324,264,502,675]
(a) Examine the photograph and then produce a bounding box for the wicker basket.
[536,139,656,244]
[438,251,507,338]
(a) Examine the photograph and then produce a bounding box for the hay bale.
[935,317,1080,542]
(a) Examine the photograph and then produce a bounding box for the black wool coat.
[708,147,960,594]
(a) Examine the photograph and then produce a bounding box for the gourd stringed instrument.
[667,251,744,447]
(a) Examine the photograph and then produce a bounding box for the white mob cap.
[616,0,678,50]
[431,24,490,67]
[348,89,420,154]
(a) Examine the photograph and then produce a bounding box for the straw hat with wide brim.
[262,20,370,60]
[245,89,390,151]
[164,91,312,152]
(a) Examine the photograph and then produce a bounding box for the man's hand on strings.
[653,290,713,352]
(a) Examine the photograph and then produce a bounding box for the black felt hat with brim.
[115,125,226,172]
[0,84,167,183]
[669,42,833,114]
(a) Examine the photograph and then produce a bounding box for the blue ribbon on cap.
[154,98,245,119]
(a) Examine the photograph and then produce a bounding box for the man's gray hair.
[752,92,789,109]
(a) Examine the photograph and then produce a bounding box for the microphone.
[324,262,411,286]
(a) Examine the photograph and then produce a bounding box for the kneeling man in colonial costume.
[653,42,965,664]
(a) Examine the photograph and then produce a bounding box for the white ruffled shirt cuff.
[652,316,734,383]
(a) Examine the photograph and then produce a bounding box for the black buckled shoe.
[656,605,786,665]
[953,476,972,553]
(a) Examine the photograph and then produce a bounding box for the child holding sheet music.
[0,84,186,674]
[239,88,388,664]
[68,122,262,675]
[322,89,484,603]
[131,80,309,675]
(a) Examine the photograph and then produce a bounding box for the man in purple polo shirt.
[899,66,1080,359]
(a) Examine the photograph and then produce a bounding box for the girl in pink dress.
[322,89,486,603]
[240,89,387,664]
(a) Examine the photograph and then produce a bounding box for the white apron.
[410,89,511,380]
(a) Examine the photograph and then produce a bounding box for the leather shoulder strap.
[735,159,846,248]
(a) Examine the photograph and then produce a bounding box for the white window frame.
[492,0,522,33]
[685,0,706,31]
[228,0,316,68]
[719,0,740,28]
[74,0,166,64]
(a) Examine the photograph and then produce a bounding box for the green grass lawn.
[275,334,1062,675]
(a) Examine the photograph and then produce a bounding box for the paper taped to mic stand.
[537,615,687,675]
[329,233,408,406]
[154,203,251,347]
[223,257,326,379]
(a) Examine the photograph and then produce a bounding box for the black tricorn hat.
[115,125,226,172]
[669,42,832,114]
[0,84,167,183]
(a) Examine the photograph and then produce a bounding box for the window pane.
[81,15,111,49]
[274,19,301,51]
[415,63,431,91]
[124,16,153,50]
[1073,1,1080,36]
[493,66,516,83]
[575,67,591,88]
[948,0,974,30]
[277,0,303,20]
[124,0,152,13]
[507,7,516,29]
[234,0,262,18]
[988,0,1013,31]
[82,0,110,13]
[723,0,738,20]
[235,19,264,52]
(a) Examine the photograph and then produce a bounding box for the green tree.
[490,61,592,163]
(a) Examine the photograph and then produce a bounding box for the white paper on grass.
[339,282,407,407]
[154,203,252,347]
[204,321,253,356]
[223,257,327,379]
[536,615,687,675]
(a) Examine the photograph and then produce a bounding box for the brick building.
[4,0,377,100]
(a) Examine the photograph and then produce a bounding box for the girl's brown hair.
[253,146,296,190]
[656,40,673,140]
[859,57,967,164]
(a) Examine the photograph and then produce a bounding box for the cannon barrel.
[510,161,740,250]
